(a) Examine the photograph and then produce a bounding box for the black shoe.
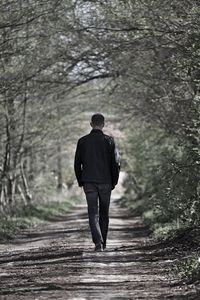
[94,243,103,252]
[103,242,106,250]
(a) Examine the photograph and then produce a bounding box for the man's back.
[74,128,119,189]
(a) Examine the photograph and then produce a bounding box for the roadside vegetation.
[0,195,79,242]
[120,124,200,283]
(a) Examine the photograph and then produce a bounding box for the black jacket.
[74,129,120,188]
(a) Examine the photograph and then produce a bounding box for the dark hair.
[91,113,105,126]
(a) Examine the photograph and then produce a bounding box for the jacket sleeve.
[110,138,120,188]
[74,140,83,187]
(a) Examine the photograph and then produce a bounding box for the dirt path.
[0,199,198,300]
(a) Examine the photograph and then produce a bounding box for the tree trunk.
[57,142,63,192]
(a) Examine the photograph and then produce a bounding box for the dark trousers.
[83,183,112,245]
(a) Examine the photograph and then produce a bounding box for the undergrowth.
[175,255,200,283]
[0,196,79,242]
[119,192,200,284]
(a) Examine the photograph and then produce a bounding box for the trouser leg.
[83,183,103,245]
[98,184,111,246]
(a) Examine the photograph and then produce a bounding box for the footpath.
[0,199,198,299]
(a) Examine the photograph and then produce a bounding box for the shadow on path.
[0,200,198,300]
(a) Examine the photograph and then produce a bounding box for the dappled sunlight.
[0,201,197,299]
[0,0,199,298]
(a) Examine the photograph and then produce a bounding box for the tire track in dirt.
[0,199,198,300]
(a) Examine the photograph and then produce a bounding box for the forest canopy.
[0,0,199,232]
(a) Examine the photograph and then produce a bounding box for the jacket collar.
[90,128,103,134]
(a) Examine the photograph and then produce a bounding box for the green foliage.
[0,198,77,243]
[122,124,200,232]
[176,256,200,283]
[153,223,189,242]
[96,0,200,240]
[17,201,73,219]
[0,218,19,241]
[143,210,155,225]
[118,194,149,217]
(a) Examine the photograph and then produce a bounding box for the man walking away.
[74,113,120,252]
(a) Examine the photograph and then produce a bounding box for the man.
[74,113,120,252]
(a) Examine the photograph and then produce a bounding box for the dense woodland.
[0,0,200,278]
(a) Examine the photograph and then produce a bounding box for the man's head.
[90,113,105,129]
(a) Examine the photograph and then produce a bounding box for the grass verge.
[118,193,200,284]
[0,197,79,243]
